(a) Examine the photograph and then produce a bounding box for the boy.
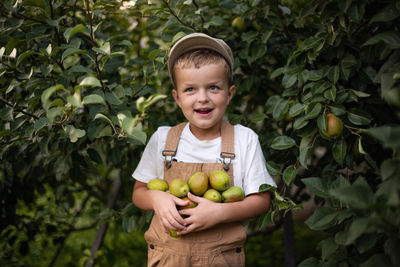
[132,33,276,267]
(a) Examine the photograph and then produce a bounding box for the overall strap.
[162,121,236,169]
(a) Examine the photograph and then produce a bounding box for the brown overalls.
[144,121,247,267]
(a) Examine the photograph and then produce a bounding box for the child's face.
[172,63,235,140]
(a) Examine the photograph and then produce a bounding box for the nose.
[197,88,209,103]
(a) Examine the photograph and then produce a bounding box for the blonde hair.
[171,49,233,87]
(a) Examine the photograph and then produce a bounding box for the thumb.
[174,196,190,206]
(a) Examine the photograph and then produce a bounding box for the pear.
[147,178,168,191]
[222,186,244,203]
[209,170,230,191]
[178,196,198,210]
[169,229,179,238]
[188,172,209,196]
[169,178,189,198]
[203,189,222,203]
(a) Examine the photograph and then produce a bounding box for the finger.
[169,208,187,228]
[174,196,190,207]
[177,224,195,235]
[187,192,202,204]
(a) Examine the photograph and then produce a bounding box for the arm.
[132,180,190,233]
[177,191,271,235]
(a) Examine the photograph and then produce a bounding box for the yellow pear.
[188,172,209,196]
[320,113,343,139]
[203,189,222,203]
[169,178,189,198]
[209,170,230,191]
[222,186,244,203]
[178,196,198,210]
[147,179,168,191]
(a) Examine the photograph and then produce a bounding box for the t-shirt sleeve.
[131,128,164,183]
[242,129,276,196]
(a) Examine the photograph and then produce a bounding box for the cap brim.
[168,33,233,82]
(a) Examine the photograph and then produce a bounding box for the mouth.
[195,108,214,115]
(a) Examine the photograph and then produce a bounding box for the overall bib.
[144,121,247,267]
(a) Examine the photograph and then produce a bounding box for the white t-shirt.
[132,123,276,196]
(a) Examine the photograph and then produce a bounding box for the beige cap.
[168,33,234,79]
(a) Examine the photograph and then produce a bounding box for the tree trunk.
[84,177,121,267]
[284,209,296,267]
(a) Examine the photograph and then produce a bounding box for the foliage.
[1,0,399,266]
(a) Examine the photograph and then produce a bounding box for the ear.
[172,89,181,107]
[227,85,236,104]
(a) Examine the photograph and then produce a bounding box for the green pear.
[222,186,244,203]
[169,229,179,238]
[203,189,222,203]
[188,171,209,196]
[147,178,168,191]
[209,170,230,191]
[178,196,198,210]
[169,178,189,198]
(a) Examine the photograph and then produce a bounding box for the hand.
[177,192,223,235]
[149,190,190,233]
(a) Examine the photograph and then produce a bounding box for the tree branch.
[162,0,197,32]
[0,97,39,120]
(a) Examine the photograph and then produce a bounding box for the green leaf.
[327,66,340,84]
[283,165,297,186]
[299,145,312,168]
[251,113,267,123]
[205,16,224,27]
[293,116,309,130]
[302,177,330,198]
[122,216,136,233]
[259,211,275,227]
[332,139,347,166]
[298,257,320,267]
[266,161,282,176]
[347,108,372,125]
[79,77,102,88]
[94,113,113,125]
[82,94,106,105]
[289,103,305,117]
[329,177,374,209]
[367,125,400,148]
[144,94,167,109]
[93,42,111,56]
[304,103,321,120]
[61,48,87,61]
[370,5,400,23]
[317,114,326,131]
[64,24,86,43]
[362,31,400,49]
[273,99,289,120]
[324,85,337,101]
[270,67,284,79]
[344,218,370,245]
[282,73,297,88]
[41,84,64,111]
[271,136,296,150]
[320,238,339,260]
[105,92,123,105]
[34,117,49,133]
[65,125,85,143]
[16,51,40,67]
[349,89,370,98]
[67,89,83,108]
[305,207,337,231]
[380,159,399,180]
[329,103,346,116]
